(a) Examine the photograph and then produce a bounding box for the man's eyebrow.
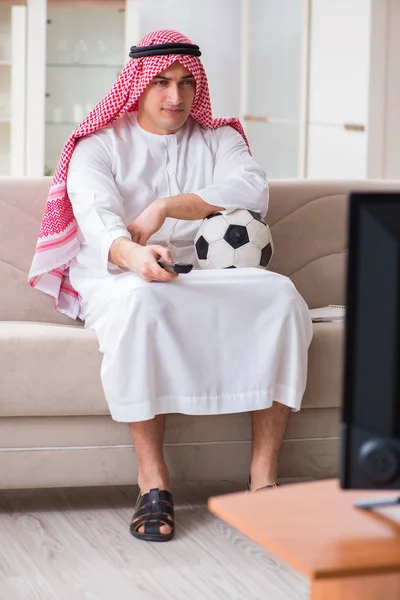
[153,74,195,81]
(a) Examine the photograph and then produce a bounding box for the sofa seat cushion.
[0,320,344,418]
[0,322,107,417]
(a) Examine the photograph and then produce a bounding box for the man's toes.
[159,524,171,535]
[138,524,171,535]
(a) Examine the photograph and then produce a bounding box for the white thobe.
[67,112,313,422]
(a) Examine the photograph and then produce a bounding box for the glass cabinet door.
[22,0,138,177]
[245,0,304,179]
[44,4,127,176]
[0,2,26,176]
[306,0,371,178]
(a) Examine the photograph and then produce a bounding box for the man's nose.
[167,84,183,106]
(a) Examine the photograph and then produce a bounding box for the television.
[340,191,400,502]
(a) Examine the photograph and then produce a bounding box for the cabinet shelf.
[46,121,78,126]
[0,117,11,124]
[46,63,124,69]
[0,61,11,67]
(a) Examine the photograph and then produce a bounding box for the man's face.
[137,61,196,135]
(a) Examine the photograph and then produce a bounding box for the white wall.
[368,0,400,179]
[140,0,242,118]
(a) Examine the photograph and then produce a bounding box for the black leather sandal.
[130,488,175,542]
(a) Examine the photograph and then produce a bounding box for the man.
[29,30,313,543]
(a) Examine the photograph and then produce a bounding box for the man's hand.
[109,237,178,282]
[127,199,167,246]
[128,245,178,282]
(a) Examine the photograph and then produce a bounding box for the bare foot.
[249,462,277,491]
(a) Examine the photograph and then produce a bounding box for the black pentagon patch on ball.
[248,210,265,223]
[226,265,237,269]
[195,236,209,259]
[206,212,223,219]
[224,224,249,249]
[260,243,273,267]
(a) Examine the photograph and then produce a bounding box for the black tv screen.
[341,192,400,490]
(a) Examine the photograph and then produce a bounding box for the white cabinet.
[22,0,139,177]
[367,0,400,179]
[308,0,371,125]
[241,0,372,179]
[247,0,303,121]
[306,0,371,179]
[0,4,26,176]
[307,124,368,179]
[0,0,390,180]
[44,7,127,175]
[244,0,304,178]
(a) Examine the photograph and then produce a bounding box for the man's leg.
[129,415,171,534]
[249,402,290,491]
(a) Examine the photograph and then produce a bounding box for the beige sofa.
[1,177,399,490]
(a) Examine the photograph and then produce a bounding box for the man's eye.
[155,80,168,86]
[182,79,195,85]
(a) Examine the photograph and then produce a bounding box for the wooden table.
[208,479,400,599]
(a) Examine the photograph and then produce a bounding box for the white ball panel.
[234,243,261,267]
[197,258,214,270]
[208,239,235,268]
[246,219,271,249]
[224,209,254,226]
[199,214,229,242]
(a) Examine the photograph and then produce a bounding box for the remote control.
[158,260,193,274]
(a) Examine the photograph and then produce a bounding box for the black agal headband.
[129,43,201,59]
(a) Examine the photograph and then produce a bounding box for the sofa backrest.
[0,177,74,325]
[1,176,400,323]
[267,179,400,308]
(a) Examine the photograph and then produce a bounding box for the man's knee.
[273,276,304,310]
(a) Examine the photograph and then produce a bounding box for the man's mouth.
[162,108,184,115]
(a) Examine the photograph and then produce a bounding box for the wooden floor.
[0,481,309,600]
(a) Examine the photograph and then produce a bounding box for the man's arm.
[160,193,224,220]
[127,195,224,245]
[193,126,269,217]
[67,136,132,275]
[67,136,176,281]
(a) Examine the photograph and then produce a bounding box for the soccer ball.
[194,209,274,269]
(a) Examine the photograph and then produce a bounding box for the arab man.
[29,29,313,542]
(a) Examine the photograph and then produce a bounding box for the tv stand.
[209,479,400,599]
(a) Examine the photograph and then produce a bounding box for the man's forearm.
[159,194,224,221]
[109,236,138,267]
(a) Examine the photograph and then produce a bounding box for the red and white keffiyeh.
[28,29,249,319]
